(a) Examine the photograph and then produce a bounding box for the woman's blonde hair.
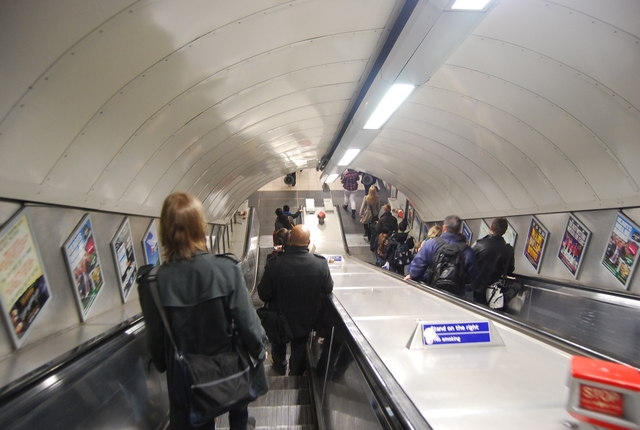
[160,192,207,262]
[428,225,442,239]
[365,186,379,205]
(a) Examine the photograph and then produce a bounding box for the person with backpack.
[404,215,476,297]
[388,220,415,275]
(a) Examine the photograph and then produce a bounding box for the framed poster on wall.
[524,216,549,273]
[557,214,591,279]
[412,212,422,240]
[142,219,162,266]
[602,213,639,289]
[479,219,517,248]
[110,217,138,303]
[461,221,472,245]
[0,209,52,348]
[62,214,104,321]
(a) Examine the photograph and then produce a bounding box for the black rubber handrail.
[512,273,640,302]
[0,314,144,405]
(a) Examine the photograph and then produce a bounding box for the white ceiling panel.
[0,0,402,221]
[1,0,639,223]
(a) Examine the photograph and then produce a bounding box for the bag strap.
[146,266,180,354]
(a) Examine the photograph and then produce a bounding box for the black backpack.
[392,237,412,266]
[427,237,468,293]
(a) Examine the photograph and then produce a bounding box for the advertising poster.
[143,219,162,266]
[461,221,472,245]
[0,210,52,348]
[479,219,517,248]
[524,217,549,273]
[405,201,414,231]
[557,215,591,278]
[62,214,104,321]
[111,217,138,303]
[602,213,640,289]
[412,212,422,240]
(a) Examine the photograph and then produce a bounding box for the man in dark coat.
[258,224,334,375]
[375,204,398,236]
[471,217,515,304]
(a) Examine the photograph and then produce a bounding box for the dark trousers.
[388,262,405,275]
[473,288,488,305]
[271,334,309,376]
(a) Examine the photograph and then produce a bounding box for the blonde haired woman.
[358,186,381,241]
[138,192,267,430]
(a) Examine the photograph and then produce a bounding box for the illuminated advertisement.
[142,219,162,266]
[557,215,591,279]
[479,219,517,248]
[0,209,51,348]
[524,216,549,273]
[602,213,639,289]
[110,217,138,303]
[62,214,104,321]
[461,221,472,245]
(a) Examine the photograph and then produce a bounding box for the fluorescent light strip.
[450,0,491,11]
[337,148,361,166]
[363,83,415,130]
[325,173,339,183]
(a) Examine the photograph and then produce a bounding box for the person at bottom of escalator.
[137,192,267,430]
[258,224,334,376]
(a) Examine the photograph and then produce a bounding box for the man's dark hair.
[283,205,290,212]
[490,217,508,236]
[398,219,408,232]
[443,215,462,233]
[275,208,283,216]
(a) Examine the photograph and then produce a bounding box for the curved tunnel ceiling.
[334,0,640,221]
[0,0,639,223]
[0,0,403,222]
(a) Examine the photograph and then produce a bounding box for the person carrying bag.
[138,192,268,430]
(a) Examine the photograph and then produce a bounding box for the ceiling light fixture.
[450,0,491,11]
[363,83,415,130]
[337,149,361,166]
[325,173,339,183]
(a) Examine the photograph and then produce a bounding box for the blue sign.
[422,322,491,346]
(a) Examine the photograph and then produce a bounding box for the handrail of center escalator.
[0,314,144,405]
[334,204,351,256]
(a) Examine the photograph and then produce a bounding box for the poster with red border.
[524,216,549,273]
[557,214,591,279]
[62,214,105,321]
[0,209,52,348]
[601,213,639,289]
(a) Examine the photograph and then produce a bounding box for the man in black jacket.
[258,224,334,375]
[375,204,398,236]
[471,217,515,304]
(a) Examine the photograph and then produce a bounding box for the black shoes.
[342,204,348,211]
[351,210,356,219]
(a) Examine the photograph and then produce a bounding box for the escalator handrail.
[0,314,144,405]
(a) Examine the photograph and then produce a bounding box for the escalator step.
[215,405,315,429]
[267,375,308,390]
[251,388,310,407]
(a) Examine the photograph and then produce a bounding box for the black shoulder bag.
[147,267,255,426]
